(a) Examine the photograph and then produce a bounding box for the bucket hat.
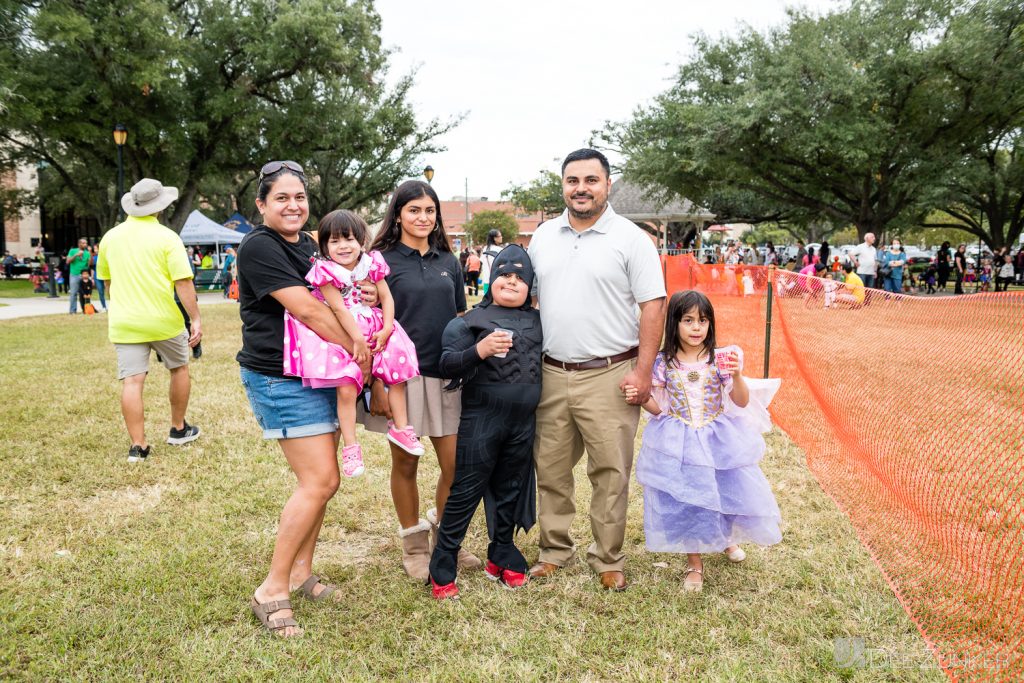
[121,178,179,217]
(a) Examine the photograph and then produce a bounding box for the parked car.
[902,246,933,266]
[835,244,858,266]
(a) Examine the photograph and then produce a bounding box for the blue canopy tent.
[223,212,254,234]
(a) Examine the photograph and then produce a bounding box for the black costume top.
[438,245,542,533]
[438,244,542,393]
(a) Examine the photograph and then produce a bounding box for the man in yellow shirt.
[98,179,203,463]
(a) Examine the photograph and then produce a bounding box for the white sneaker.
[724,546,746,563]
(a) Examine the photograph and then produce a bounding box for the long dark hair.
[317,210,369,259]
[661,290,717,367]
[371,180,451,254]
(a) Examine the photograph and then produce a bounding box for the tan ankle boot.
[427,507,482,571]
[398,519,431,580]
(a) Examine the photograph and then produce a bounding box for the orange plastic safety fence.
[662,254,1024,681]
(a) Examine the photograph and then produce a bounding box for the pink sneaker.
[387,424,425,456]
[341,443,365,478]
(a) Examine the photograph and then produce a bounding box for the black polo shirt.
[380,242,466,378]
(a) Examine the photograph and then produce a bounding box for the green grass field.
[0,307,944,681]
[0,279,46,298]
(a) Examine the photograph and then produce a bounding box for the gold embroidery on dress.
[667,363,724,429]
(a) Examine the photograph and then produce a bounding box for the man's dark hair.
[561,149,610,178]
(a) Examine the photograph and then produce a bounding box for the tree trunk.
[166,182,199,233]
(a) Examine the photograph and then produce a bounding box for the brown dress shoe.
[528,562,559,579]
[599,571,628,592]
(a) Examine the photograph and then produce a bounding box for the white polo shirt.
[850,242,877,275]
[529,205,666,362]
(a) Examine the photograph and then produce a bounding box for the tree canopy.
[605,0,1024,248]
[0,0,456,231]
[502,171,563,220]
[463,210,519,246]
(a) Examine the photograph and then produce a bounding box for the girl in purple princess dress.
[624,290,782,593]
[284,210,422,478]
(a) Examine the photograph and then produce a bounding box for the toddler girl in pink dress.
[284,210,422,477]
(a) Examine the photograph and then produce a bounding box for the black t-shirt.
[235,226,317,377]
[381,243,466,378]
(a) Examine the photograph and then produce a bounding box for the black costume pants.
[429,384,536,585]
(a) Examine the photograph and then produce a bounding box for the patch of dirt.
[73,483,185,522]
[313,529,390,568]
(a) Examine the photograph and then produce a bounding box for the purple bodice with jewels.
[654,355,729,429]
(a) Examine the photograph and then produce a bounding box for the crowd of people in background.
[688,235,1024,296]
[1,241,237,307]
[456,229,507,296]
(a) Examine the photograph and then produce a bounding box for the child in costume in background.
[284,210,422,477]
[79,270,95,314]
[979,259,992,292]
[624,290,782,592]
[427,245,542,600]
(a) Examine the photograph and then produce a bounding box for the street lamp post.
[423,165,434,184]
[976,209,983,293]
[113,123,128,220]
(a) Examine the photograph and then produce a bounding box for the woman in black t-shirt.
[954,243,967,295]
[362,180,481,579]
[237,161,371,637]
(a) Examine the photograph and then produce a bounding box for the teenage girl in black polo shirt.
[363,180,482,579]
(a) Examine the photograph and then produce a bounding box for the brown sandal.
[250,596,302,637]
[297,574,337,602]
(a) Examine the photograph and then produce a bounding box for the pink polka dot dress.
[283,251,420,389]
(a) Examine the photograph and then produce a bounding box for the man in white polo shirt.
[850,232,878,289]
[527,149,667,591]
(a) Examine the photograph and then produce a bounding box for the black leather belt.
[543,347,639,371]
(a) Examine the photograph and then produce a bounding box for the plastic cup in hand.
[493,328,513,358]
[715,350,733,379]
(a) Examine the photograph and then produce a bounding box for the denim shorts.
[239,367,339,440]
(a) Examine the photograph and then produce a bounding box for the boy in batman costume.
[428,244,542,598]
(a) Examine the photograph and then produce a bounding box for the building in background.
[440,196,544,251]
[1,165,42,257]
[2,164,102,258]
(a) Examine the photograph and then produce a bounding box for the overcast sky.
[375,0,840,201]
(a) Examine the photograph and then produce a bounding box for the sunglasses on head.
[259,160,304,181]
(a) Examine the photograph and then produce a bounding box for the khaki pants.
[533,359,640,573]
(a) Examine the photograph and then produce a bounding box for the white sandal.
[683,566,704,592]
[724,546,746,563]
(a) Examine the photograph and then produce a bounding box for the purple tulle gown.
[635,346,782,554]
